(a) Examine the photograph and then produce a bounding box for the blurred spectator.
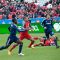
[0,0,60,19]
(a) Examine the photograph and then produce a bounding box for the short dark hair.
[12,14,16,18]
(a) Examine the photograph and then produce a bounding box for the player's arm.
[22,21,33,30]
[14,25,25,32]
[27,20,33,30]
[17,27,26,32]
[8,26,11,31]
[42,20,47,29]
[42,20,45,27]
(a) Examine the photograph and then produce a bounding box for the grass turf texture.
[0,33,60,60]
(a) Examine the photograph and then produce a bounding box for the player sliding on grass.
[42,14,59,48]
[32,36,58,47]
[0,17,27,56]
[8,16,35,55]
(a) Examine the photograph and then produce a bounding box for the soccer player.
[0,18,25,56]
[8,16,35,53]
[32,36,56,47]
[42,14,59,48]
[33,36,50,46]
[20,17,35,48]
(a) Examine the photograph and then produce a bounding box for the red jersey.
[19,21,31,40]
[22,21,30,33]
[40,38,50,46]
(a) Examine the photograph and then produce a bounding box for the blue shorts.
[45,30,54,38]
[6,35,19,46]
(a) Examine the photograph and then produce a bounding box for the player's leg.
[33,37,39,40]
[8,34,24,54]
[8,43,18,55]
[33,37,45,47]
[50,32,59,48]
[9,43,18,52]
[0,36,12,50]
[0,45,10,50]
[52,36,59,48]
[33,43,41,47]
[15,39,23,54]
[28,40,35,48]
[8,36,24,56]
[45,32,49,39]
[16,40,24,56]
[25,34,35,48]
[17,34,24,54]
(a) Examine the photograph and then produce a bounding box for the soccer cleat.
[8,50,11,55]
[31,45,35,48]
[18,53,24,56]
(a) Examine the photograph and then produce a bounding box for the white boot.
[18,53,24,56]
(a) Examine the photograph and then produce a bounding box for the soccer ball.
[47,4,52,9]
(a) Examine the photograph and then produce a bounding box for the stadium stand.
[0,0,60,19]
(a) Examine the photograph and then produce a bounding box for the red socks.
[33,37,39,40]
[28,41,34,48]
[9,44,18,52]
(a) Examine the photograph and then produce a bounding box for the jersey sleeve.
[14,24,25,32]
[8,26,11,32]
[42,20,46,27]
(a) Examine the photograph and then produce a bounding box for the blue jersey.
[8,23,25,36]
[42,19,53,31]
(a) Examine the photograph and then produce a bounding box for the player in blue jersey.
[42,14,59,48]
[42,15,54,39]
[0,18,25,56]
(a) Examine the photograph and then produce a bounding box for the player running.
[0,17,26,56]
[8,16,35,54]
[42,14,59,48]
[19,17,35,48]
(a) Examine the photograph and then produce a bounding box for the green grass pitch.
[0,33,60,60]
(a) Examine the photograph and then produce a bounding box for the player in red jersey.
[32,36,50,47]
[19,17,35,48]
[32,36,57,47]
[8,17,35,55]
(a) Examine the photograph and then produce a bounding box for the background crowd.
[0,0,60,19]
